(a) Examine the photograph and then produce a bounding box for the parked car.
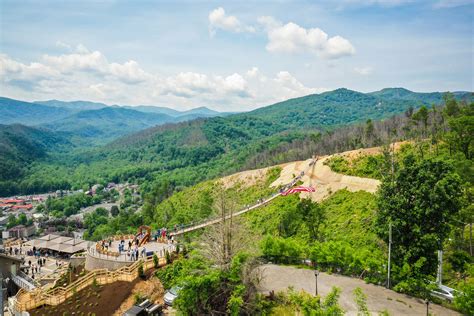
[431,284,457,302]
[164,286,182,306]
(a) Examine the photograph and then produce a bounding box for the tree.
[446,105,474,159]
[200,185,246,271]
[6,214,17,229]
[365,119,374,143]
[376,155,464,277]
[296,198,325,241]
[443,92,460,117]
[110,205,120,217]
[412,105,429,136]
[18,213,27,225]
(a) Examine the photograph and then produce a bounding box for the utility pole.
[314,270,319,296]
[436,249,443,285]
[387,222,392,289]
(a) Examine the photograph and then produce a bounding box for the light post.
[314,270,320,296]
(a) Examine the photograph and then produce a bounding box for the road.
[255,264,459,316]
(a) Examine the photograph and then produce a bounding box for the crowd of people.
[4,244,65,282]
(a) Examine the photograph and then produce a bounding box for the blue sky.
[0,0,473,111]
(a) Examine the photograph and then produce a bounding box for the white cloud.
[161,72,250,98]
[208,7,255,36]
[0,54,60,82]
[221,73,249,95]
[246,67,259,78]
[258,17,355,59]
[41,48,151,83]
[0,45,325,111]
[274,71,324,97]
[354,66,373,75]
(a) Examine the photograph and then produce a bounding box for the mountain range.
[0,97,231,143]
[0,87,471,196]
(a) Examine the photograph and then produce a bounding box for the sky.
[0,0,473,111]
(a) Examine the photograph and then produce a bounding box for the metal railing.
[170,158,318,236]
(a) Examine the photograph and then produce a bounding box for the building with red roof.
[0,199,24,204]
[11,204,33,210]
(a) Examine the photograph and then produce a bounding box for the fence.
[12,251,169,312]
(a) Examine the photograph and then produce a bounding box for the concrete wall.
[0,254,21,278]
[70,256,86,268]
[84,252,132,271]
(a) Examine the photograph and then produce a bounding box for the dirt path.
[256,264,459,316]
[270,155,380,202]
[221,143,408,202]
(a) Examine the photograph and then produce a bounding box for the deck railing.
[12,250,170,312]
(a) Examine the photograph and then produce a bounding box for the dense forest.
[0,88,471,197]
[3,90,472,313]
[147,95,473,314]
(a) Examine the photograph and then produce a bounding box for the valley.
[0,89,473,315]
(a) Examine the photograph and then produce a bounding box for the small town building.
[5,225,36,238]
[11,204,33,211]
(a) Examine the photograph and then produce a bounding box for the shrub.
[138,262,145,278]
[153,254,159,268]
[165,250,171,264]
[92,277,98,289]
[454,283,474,315]
[353,287,369,316]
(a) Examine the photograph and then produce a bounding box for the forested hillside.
[0,97,73,125]
[143,97,472,315]
[248,88,471,128]
[43,107,176,141]
[0,97,231,145]
[0,89,471,196]
[0,124,71,184]
[369,87,470,104]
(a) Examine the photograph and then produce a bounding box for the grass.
[324,154,385,180]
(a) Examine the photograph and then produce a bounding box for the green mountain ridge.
[0,124,72,182]
[0,97,73,125]
[1,97,231,144]
[369,87,472,104]
[43,107,176,141]
[34,100,107,111]
[1,88,471,196]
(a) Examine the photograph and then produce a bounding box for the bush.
[153,254,159,268]
[138,262,145,279]
[260,235,307,264]
[353,287,369,316]
[454,283,474,315]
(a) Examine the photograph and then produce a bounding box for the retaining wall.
[84,251,132,271]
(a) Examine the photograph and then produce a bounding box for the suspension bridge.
[170,157,318,236]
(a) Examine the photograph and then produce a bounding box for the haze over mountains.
[1,88,471,146]
[0,97,230,143]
